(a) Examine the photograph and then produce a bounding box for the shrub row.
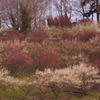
[0,35,99,76]
[0,29,99,42]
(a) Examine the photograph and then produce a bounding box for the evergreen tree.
[20,4,32,34]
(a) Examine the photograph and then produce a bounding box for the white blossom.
[0,68,33,86]
[35,63,100,89]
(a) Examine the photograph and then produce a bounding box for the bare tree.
[72,0,90,20]
[81,0,100,21]
[0,0,49,30]
[53,0,73,19]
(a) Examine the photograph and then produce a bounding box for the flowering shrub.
[53,33,75,40]
[91,53,100,69]
[0,68,33,86]
[0,29,13,35]
[47,15,72,28]
[78,19,93,24]
[27,29,49,40]
[58,40,88,66]
[83,35,100,54]
[0,68,9,82]
[35,63,100,95]
[0,40,32,64]
[0,30,24,41]
[0,40,59,65]
[67,23,98,36]
[35,53,61,70]
[4,30,24,39]
[92,59,100,68]
[2,52,33,76]
[80,29,99,42]
[0,35,99,69]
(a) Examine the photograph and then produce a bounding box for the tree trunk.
[96,0,99,22]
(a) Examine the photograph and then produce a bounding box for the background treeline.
[0,0,100,33]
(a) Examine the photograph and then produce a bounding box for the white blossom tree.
[35,63,100,97]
